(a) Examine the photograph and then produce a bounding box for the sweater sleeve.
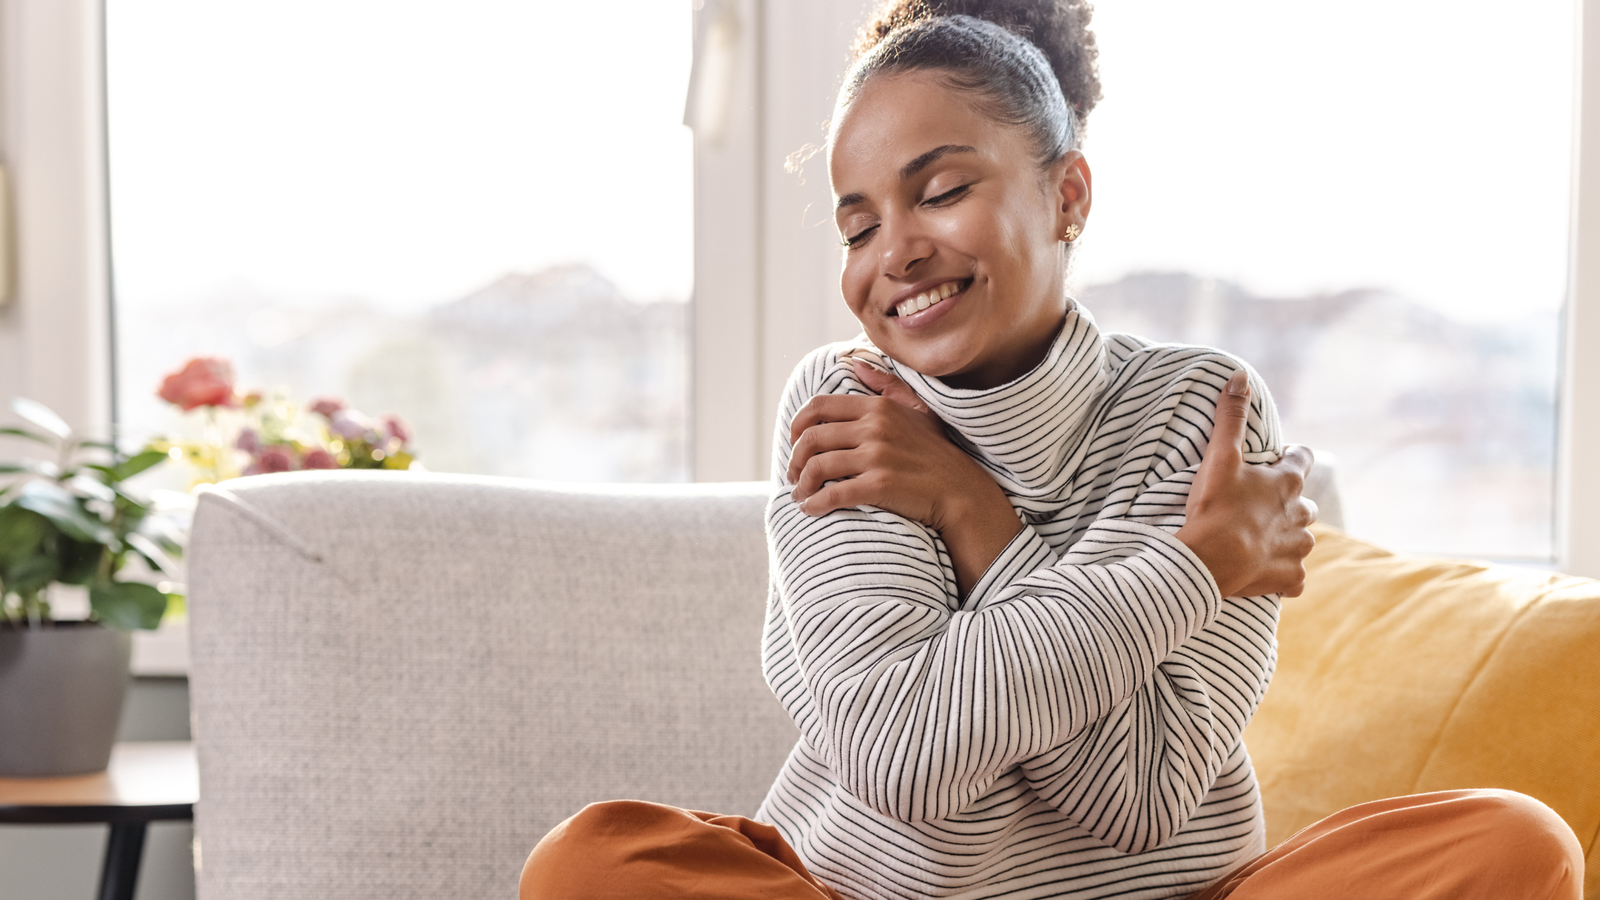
[767,491,1225,825]
[1004,353,1283,854]
[763,345,1232,826]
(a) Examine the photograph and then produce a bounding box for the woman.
[521,2,1584,898]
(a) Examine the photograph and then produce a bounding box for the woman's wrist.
[936,477,1024,597]
[1174,521,1245,598]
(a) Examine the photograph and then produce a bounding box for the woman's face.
[829,71,1091,390]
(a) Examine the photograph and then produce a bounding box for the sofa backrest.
[187,472,794,900]
[188,463,1350,900]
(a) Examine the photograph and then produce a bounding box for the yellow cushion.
[1244,524,1600,897]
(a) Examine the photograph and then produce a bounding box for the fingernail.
[845,351,888,373]
[1227,371,1249,396]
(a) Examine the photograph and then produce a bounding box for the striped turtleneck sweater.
[757,304,1283,900]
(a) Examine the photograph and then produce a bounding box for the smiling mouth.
[889,278,971,317]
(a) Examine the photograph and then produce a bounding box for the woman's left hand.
[787,360,1024,595]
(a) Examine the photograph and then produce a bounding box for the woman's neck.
[940,303,1072,391]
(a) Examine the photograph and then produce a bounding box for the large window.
[106,0,1574,560]
[107,1,694,483]
[1077,0,1571,560]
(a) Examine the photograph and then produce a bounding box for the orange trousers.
[520,789,1584,900]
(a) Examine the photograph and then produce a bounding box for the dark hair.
[843,0,1102,164]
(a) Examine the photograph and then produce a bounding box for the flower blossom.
[253,444,297,474]
[379,414,412,447]
[157,358,236,411]
[308,397,346,418]
[301,448,339,470]
[328,410,370,442]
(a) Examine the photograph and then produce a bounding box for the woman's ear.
[1054,151,1093,240]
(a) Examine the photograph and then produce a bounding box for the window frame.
[1560,0,1600,577]
[0,0,112,439]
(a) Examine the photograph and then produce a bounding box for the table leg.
[97,821,147,900]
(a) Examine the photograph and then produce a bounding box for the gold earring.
[1062,223,1081,242]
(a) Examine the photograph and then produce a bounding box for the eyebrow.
[835,144,979,211]
[901,144,976,180]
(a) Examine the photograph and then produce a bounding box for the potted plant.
[0,399,180,776]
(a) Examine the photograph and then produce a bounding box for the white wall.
[0,0,110,440]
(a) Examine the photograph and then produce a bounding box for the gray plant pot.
[0,622,132,777]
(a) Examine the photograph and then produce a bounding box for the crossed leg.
[520,799,842,900]
[1188,790,1584,900]
[521,790,1584,899]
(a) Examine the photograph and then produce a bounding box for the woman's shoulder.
[1098,330,1282,459]
[1102,329,1239,370]
[1101,330,1263,391]
[779,336,882,412]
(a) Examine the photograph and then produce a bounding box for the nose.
[878,213,934,278]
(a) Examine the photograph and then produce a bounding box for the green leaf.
[57,537,104,585]
[14,481,116,545]
[0,426,54,446]
[0,504,48,567]
[76,440,119,451]
[111,450,168,483]
[90,580,167,630]
[112,496,152,532]
[11,399,71,440]
[4,554,59,596]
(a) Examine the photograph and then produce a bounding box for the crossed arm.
[787,360,1317,599]
[768,354,1316,849]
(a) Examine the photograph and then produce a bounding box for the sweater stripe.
[760,306,1282,899]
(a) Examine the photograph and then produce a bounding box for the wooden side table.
[0,742,197,900]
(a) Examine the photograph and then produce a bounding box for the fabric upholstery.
[187,472,794,900]
[1244,524,1600,899]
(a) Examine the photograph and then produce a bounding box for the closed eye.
[842,225,878,248]
[923,183,971,207]
[842,183,969,248]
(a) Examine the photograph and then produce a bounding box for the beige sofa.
[189,473,797,898]
[187,466,1600,900]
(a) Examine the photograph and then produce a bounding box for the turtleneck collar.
[882,303,1109,497]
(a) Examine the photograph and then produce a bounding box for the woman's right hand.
[1174,371,1319,598]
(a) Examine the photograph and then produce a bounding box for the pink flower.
[157,357,236,411]
[302,448,339,470]
[379,414,411,447]
[328,410,369,441]
[254,444,297,474]
[235,427,259,454]
[308,397,346,418]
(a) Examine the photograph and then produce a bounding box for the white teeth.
[895,281,963,318]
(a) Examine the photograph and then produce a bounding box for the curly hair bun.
[855,0,1101,123]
